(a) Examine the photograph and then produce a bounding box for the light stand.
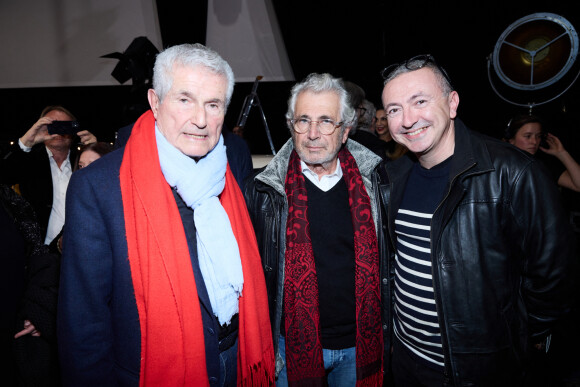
[236,75,276,155]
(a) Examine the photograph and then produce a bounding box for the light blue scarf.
[155,127,243,326]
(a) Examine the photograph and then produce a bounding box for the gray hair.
[285,73,356,134]
[152,43,235,107]
[383,59,453,97]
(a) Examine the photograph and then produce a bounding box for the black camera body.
[47,121,80,136]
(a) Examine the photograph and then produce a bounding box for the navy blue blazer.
[57,148,222,386]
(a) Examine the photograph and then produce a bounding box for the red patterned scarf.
[283,147,383,386]
[120,110,275,386]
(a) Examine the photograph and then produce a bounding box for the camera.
[47,121,80,136]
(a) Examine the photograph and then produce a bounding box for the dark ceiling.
[270,1,580,134]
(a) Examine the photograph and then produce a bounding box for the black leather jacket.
[243,138,391,376]
[383,119,575,386]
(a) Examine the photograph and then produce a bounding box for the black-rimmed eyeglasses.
[290,117,344,135]
[381,54,453,89]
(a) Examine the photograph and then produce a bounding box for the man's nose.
[190,106,207,128]
[401,106,419,128]
[307,122,321,139]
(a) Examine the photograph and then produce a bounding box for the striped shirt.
[393,157,451,370]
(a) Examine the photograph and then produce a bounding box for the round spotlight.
[492,12,578,91]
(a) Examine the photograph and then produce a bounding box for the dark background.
[1,0,579,157]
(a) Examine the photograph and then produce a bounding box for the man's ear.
[147,89,159,118]
[449,91,460,119]
[342,126,352,143]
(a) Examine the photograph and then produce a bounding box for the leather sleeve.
[510,159,577,339]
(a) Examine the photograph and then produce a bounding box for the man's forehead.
[173,87,225,103]
[171,65,227,93]
[383,69,440,101]
[295,90,340,114]
[44,110,73,120]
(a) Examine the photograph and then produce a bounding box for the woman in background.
[75,141,114,170]
[374,108,407,161]
[504,114,580,192]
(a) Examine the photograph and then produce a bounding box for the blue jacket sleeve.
[58,169,117,385]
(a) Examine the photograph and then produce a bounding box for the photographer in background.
[504,113,580,192]
[0,105,97,244]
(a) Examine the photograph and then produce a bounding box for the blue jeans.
[219,338,238,387]
[276,335,356,386]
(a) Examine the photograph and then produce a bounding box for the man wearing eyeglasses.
[380,55,575,386]
[244,73,387,386]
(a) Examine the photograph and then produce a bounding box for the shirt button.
[383,324,388,330]
[382,278,388,284]
[209,376,218,385]
[208,327,215,335]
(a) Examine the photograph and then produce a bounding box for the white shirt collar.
[300,158,342,192]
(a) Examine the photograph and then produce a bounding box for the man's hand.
[533,334,551,353]
[14,319,41,338]
[20,118,97,148]
[77,130,97,146]
[20,117,59,148]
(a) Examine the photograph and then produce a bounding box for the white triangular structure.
[206,0,294,82]
[0,0,162,88]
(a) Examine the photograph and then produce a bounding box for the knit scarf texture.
[120,110,275,386]
[155,127,243,326]
[283,147,384,386]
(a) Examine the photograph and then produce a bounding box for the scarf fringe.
[238,348,276,386]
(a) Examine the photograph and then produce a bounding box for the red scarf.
[120,110,275,386]
[283,148,383,386]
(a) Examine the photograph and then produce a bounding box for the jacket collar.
[255,138,383,195]
[255,138,294,195]
[449,118,494,179]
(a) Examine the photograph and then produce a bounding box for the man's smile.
[404,125,429,138]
